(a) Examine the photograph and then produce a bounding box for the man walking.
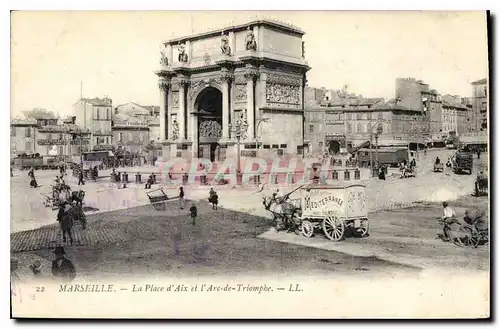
[78,169,85,186]
[179,186,185,209]
[189,203,198,226]
[51,246,76,282]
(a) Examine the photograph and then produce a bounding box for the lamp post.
[255,117,269,155]
[369,120,384,177]
[229,119,248,185]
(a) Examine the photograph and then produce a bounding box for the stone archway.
[328,140,341,154]
[195,86,224,162]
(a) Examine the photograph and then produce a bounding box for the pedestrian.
[440,201,456,241]
[145,174,154,189]
[189,203,198,226]
[30,260,42,276]
[51,246,76,282]
[179,186,185,209]
[477,151,481,159]
[78,169,85,186]
[57,202,74,245]
[10,166,13,177]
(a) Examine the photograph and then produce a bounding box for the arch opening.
[196,87,224,162]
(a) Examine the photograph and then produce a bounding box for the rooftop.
[79,97,112,106]
[37,124,91,134]
[471,78,487,85]
[22,108,58,120]
[165,18,305,45]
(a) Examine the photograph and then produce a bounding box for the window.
[263,144,270,149]
[277,149,284,156]
[356,113,362,120]
[59,134,63,140]
[484,86,487,97]
[47,134,52,141]
[367,112,372,120]
[25,127,31,138]
[309,124,314,133]
[272,144,279,149]
[357,123,362,133]
[107,108,110,120]
[378,112,384,120]
[118,132,123,142]
[347,123,352,133]
[280,144,287,148]
[10,127,16,137]
[345,113,351,120]
[96,109,100,120]
[319,142,323,148]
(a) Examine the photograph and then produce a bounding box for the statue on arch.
[220,32,231,56]
[160,47,169,66]
[245,27,257,51]
[178,43,188,63]
[172,119,180,140]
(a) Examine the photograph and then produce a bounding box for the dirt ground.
[14,199,421,282]
[13,191,489,283]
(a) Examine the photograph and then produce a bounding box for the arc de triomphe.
[155,19,310,161]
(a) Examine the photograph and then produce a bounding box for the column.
[190,113,198,158]
[178,79,187,140]
[245,74,255,139]
[158,78,170,141]
[222,76,231,139]
[186,40,192,63]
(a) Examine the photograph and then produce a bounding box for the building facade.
[10,119,37,156]
[112,121,150,154]
[11,111,91,158]
[395,78,434,142]
[35,123,91,157]
[73,97,113,150]
[441,95,469,135]
[155,19,310,161]
[471,78,488,130]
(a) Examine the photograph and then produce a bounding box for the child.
[189,203,197,226]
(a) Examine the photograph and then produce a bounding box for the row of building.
[304,77,488,156]
[10,100,161,158]
[11,81,488,160]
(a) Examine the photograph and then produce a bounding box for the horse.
[262,194,300,232]
[70,190,85,206]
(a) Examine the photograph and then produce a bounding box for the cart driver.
[440,201,456,241]
[435,157,441,165]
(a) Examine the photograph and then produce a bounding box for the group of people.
[176,186,220,226]
[440,201,488,242]
[399,158,417,178]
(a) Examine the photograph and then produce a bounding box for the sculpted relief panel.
[199,119,222,139]
[234,85,247,103]
[265,74,301,106]
[172,92,179,108]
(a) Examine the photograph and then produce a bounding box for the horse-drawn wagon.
[43,183,85,210]
[433,162,444,172]
[263,183,369,241]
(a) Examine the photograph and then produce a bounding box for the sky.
[11,11,488,118]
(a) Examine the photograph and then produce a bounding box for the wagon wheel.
[322,215,345,241]
[301,220,314,238]
[452,226,475,247]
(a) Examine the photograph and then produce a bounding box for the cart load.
[299,183,368,241]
